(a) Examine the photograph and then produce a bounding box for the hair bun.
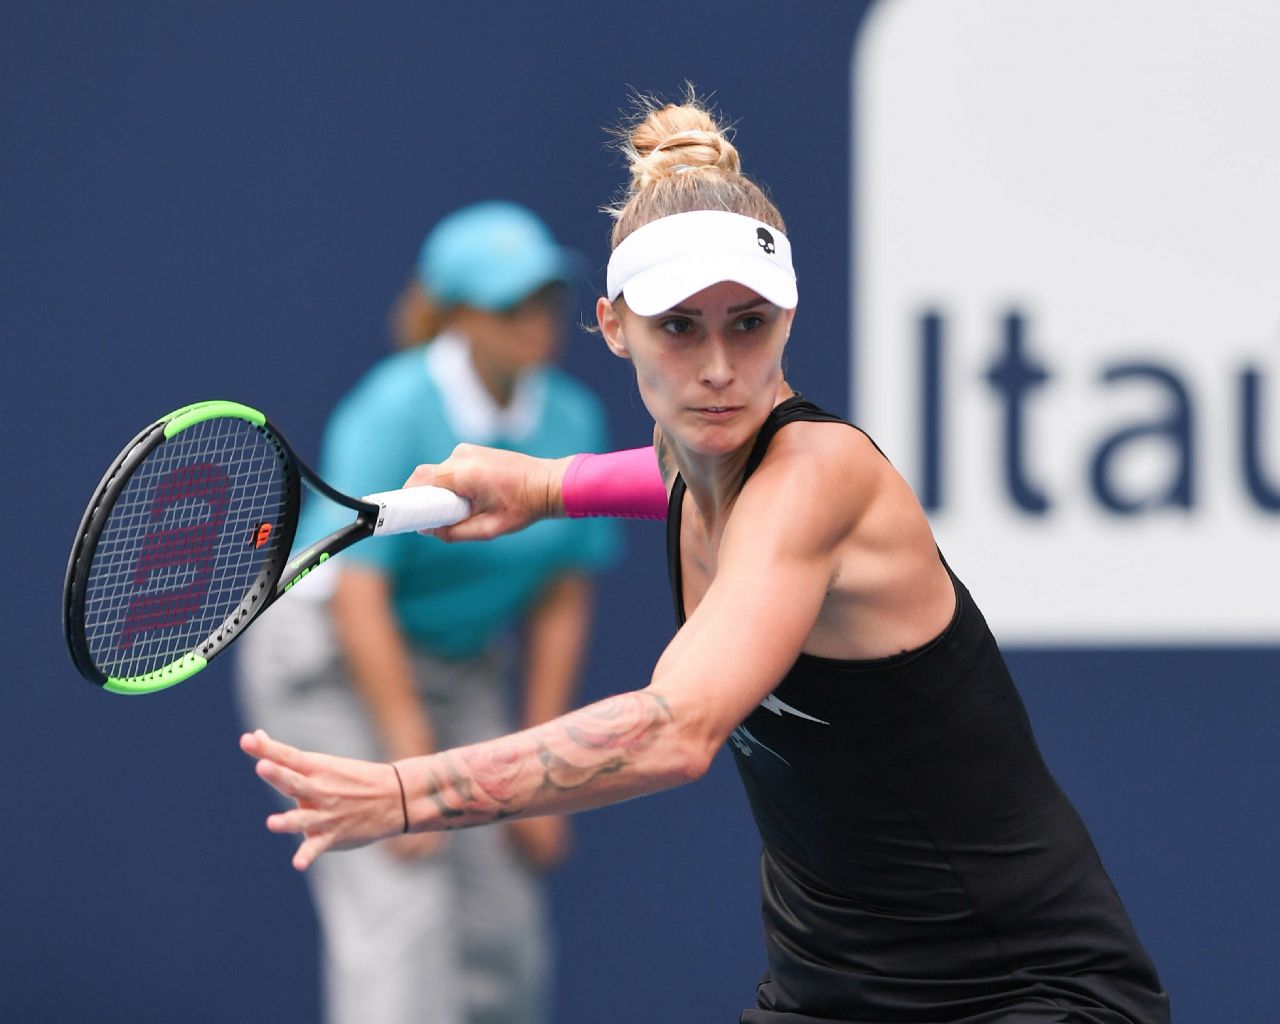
[625,104,740,192]
[606,90,784,247]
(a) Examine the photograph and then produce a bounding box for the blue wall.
[3,4,1274,1021]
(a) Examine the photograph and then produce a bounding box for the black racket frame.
[63,407,386,690]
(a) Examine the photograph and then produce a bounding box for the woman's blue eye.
[660,318,693,334]
[736,315,765,331]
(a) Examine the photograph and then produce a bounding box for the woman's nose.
[698,336,734,388]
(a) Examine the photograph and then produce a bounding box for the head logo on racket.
[63,400,470,694]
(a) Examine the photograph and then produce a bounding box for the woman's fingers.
[277,817,337,872]
[241,731,404,871]
[244,730,321,802]
[429,512,509,543]
[263,800,340,873]
[266,804,336,836]
[404,463,446,490]
[293,836,330,872]
[241,729,312,771]
[266,808,307,833]
[407,446,554,542]
[255,757,313,801]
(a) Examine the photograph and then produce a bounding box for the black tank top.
[665,396,1169,1024]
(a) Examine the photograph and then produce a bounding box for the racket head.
[63,401,301,694]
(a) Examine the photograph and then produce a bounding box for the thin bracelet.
[391,763,409,833]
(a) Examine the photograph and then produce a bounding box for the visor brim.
[619,254,797,316]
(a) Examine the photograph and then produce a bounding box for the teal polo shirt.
[294,343,621,659]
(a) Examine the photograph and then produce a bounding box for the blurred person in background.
[236,200,620,1024]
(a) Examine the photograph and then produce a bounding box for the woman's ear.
[596,296,631,360]
[781,306,797,346]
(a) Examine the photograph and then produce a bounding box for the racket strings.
[83,417,292,680]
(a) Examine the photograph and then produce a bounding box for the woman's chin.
[671,422,756,459]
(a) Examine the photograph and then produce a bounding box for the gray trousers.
[235,597,550,1024]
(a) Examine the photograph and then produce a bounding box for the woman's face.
[598,281,794,456]
[455,284,566,377]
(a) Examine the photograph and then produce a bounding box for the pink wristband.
[562,448,667,520]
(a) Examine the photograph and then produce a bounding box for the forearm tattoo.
[422,691,673,829]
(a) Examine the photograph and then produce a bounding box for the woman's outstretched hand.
[404,445,573,542]
[240,729,407,871]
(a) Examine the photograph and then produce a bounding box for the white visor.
[606,210,797,315]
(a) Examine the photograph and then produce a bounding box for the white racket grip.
[363,486,472,535]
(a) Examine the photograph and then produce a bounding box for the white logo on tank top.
[730,725,790,765]
[728,694,828,764]
[760,693,829,724]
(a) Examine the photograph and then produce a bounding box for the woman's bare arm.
[241,686,692,871]
[243,433,877,871]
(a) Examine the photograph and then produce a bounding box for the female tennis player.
[242,95,1171,1024]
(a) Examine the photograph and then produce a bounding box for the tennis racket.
[63,399,470,695]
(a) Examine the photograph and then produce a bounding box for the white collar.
[424,331,546,444]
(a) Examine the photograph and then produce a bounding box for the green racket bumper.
[162,400,266,438]
[104,652,208,694]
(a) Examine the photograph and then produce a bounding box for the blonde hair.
[607,89,786,249]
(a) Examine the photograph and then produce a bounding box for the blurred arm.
[330,566,435,760]
[506,572,596,869]
[329,564,444,859]
[521,573,593,730]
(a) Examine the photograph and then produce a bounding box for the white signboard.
[852,0,1280,644]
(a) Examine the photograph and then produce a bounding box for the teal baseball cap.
[416,200,581,311]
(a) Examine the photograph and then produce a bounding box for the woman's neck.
[671,381,794,533]
[676,446,753,530]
